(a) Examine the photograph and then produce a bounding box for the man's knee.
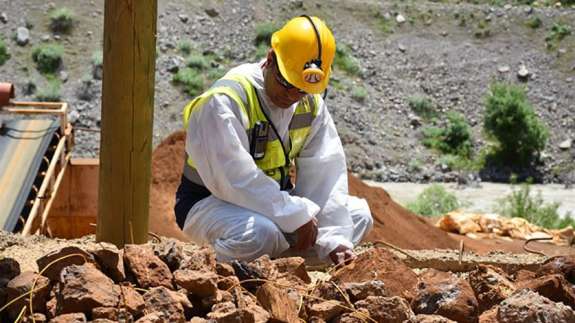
[350,199,373,245]
[214,216,288,262]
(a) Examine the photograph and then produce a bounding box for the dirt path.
[366,181,575,217]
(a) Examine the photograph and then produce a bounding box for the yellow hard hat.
[271,16,336,94]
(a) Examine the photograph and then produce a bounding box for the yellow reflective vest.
[182,73,320,190]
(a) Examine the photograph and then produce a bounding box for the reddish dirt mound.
[149,131,459,251]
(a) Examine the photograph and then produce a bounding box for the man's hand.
[294,217,318,251]
[329,245,356,266]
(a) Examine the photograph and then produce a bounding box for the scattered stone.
[398,43,406,53]
[15,27,30,46]
[5,271,51,320]
[525,6,533,15]
[58,71,68,83]
[517,65,530,81]
[0,257,21,286]
[205,8,219,17]
[58,264,121,315]
[119,284,146,317]
[440,31,449,37]
[20,313,47,323]
[273,257,310,283]
[135,311,169,323]
[41,35,50,42]
[178,14,189,23]
[409,314,456,322]
[0,12,7,24]
[409,114,422,128]
[143,286,191,323]
[307,300,346,321]
[498,289,575,322]
[355,296,415,322]
[36,246,96,282]
[411,269,479,322]
[48,313,87,323]
[153,238,184,271]
[91,243,125,282]
[124,244,174,289]
[92,307,133,322]
[173,269,218,297]
[468,265,516,312]
[215,262,235,277]
[344,280,388,303]
[256,282,298,323]
[497,65,510,73]
[559,139,572,150]
[504,4,512,10]
[179,246,217,272]
[396,14,406,24]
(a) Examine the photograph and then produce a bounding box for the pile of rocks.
[0,239,574,322]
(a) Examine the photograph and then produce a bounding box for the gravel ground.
[0,0,574,184]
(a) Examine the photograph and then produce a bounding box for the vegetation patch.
[407,184,461,217]
[35,78,61,102]
[177,40,194,56]
[422,112,472,158]
[351,85,368,103]
[545,22,572,50]
[49,7,74,33]
[173,67,204,97]
[483,82,548,166]
[0,38,9,66]
[525,16,542,29]
[374,11,395,34]
[334,44,361,76]
[408,95,437,120]
[32,44,64,74]
[254,22,279,46]
[497,178,574,229]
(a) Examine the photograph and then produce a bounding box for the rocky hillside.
[0,0,574,183]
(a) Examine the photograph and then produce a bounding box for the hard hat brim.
[272,46,331,95]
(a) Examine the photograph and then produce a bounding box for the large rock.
[119,284,146,317]
[497,289,575,322]
[179,246,217,272]
[537,255,575,283]
[57,264,120,315]
[5,271,51,320]
[518,274,575,310]
[409,314,457,322]
[173,269,218,297]
[143,286,192,323]
[273,257,311,283]
[153,238,185,271]
[36,246,96,282]
[91,244,125,283]
[355,296,415,323]
[48,313,86,322]
[411,269,479,322]
[306,300,346,322]
[330,248,418,300]
[0,257,21,286]
[468,265,516,312]
[207,300,270,323]
[344,280,388,303]
[256,282,298,323]
[124,244,173,289]
[92,307,133,322]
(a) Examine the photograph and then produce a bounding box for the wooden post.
[97,0,157,247]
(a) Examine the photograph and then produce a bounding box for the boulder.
[497,289,575,322]
[355,296,415,323]
[36,246,95,282]
[124,244,173,289]
[468,265,516,312]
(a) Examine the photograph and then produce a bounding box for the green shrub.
[0,38,9,66]
[374,12,395,34]
[351,86,368,103]
[483,82,548,165]
[92,50,103,66]
[206,67,226,83]
[173,67,204,97]
[334,44,361,76]
[423,112,472,157]
[525,16,542,29]
[546,22,572,49]
[474,19,491,38]
[254,43,268,60]
[49,7,74,33]
[407,184,461,217]
[32,44,64,74]
[407,158,423,173]
[408,95,437,120]
[497,180,574,229]
[177,40,193,56]
[35,79,61,102]
[254,22,278,46]
[186,53,209,70]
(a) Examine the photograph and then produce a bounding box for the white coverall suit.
[182,62,373,262]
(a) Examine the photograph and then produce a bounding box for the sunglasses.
[273,55,306,95]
